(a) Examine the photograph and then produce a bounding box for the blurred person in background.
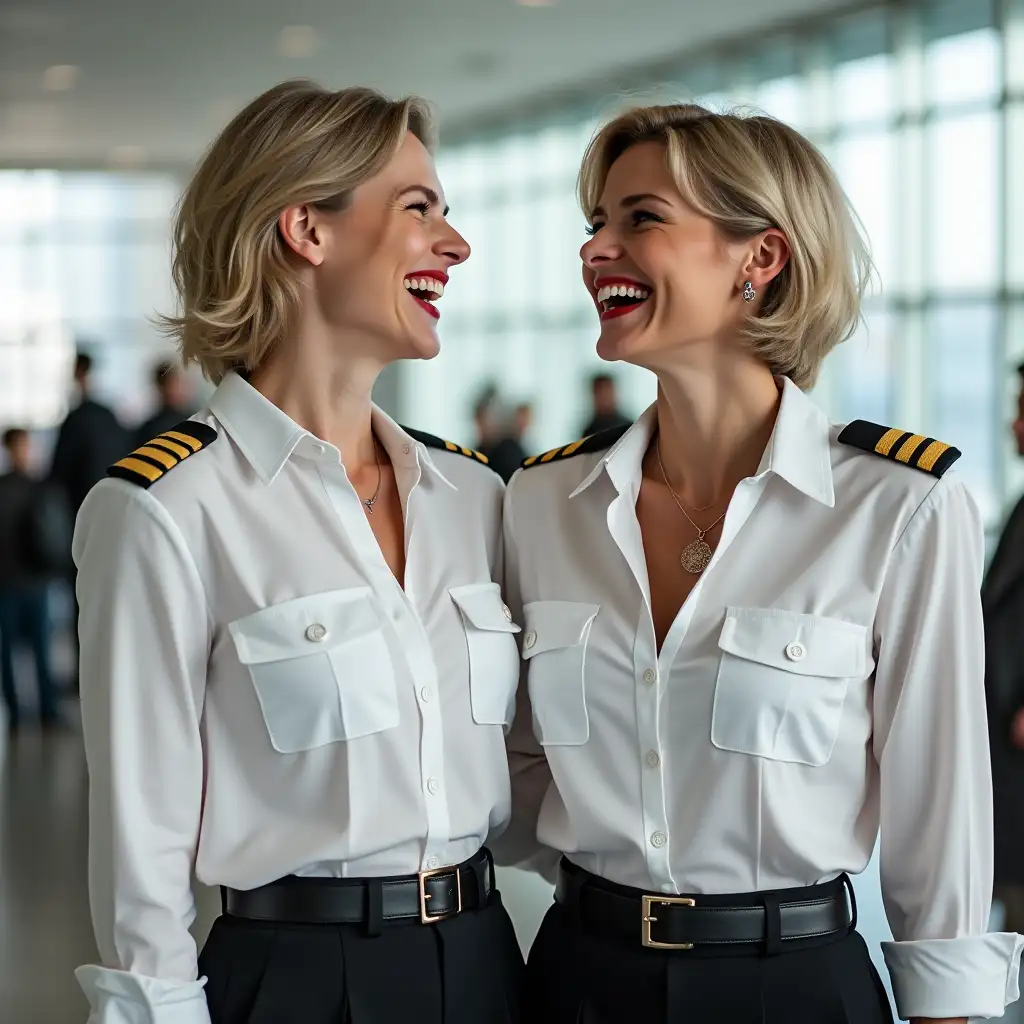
[501,104,1021,1024]
[984,359,1024,936]
[473,384,527,483]
[514,401,535,455]
[134,359,196,449]
[49,349,128,690]
[73,80,522,1024]
[0,428,67,732]
[579,371,631,437]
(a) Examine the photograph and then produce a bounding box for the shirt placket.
[314,443,452,872]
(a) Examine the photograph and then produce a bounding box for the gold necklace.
[655,439,727,575]
[361,439,382,515]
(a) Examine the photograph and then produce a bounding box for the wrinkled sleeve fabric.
[872,473,1024,1020]
[73,479,212,1024]
[491,471,561,881]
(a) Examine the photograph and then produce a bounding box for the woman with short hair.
[74,80,523,1024]
[500,103,1023,1023]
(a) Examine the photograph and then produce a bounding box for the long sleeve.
[73,479,213,1024]
[872,473,1024,1020]
[491,471,560,880]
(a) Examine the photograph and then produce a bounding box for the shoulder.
[521,423,631,471]
[836,420,961,480]
[105,417,220,497]
[402,426,501,480]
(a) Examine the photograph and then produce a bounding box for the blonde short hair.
[578,104,872,389]
[158,80,436,383]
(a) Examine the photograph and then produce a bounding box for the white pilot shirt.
[73,370,520,1024]
[500,376,1023,1022]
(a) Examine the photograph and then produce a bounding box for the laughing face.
[580,140,755,370]
[304,131,470,364]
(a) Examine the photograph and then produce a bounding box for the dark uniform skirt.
[525,860,894,1024]
[198,849,523,1024]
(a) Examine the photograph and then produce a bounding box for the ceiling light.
[43,64,79,92]
[517,0,555,6]
[278,25,319,58]
[108,145,147,170]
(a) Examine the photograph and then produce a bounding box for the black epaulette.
[402,426,493,469]
[838,420,960,478]
[107,421,218,489]
[522,423,631,469]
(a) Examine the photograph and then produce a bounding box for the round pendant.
[680,538,712,574]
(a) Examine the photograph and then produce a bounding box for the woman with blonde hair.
[500,103,1023,1023]
[73,80,523,1024]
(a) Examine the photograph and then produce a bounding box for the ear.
[740,228,790,293]
[278,204,326,267]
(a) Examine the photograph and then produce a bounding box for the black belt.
[223,847,493,928]
[556,859,854,952]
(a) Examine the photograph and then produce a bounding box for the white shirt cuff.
[76,965,211,1024]
[880,932,1024,1019]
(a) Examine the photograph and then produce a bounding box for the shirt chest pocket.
[711,607,870,767]
[229,587,398,754]
[522,601,600,747]
[449,583,521,728]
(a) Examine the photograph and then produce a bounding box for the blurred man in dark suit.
[49,350,128,690]
[134,360,195,448]
[580,372,631,437]
[985,359,1024,933]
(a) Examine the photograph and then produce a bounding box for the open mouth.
[404,271,448,321]
[595,278,652,321]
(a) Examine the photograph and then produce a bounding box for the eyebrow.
[590,193,671,219]
[395,184,450,218]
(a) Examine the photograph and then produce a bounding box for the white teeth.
[596,283,651,303]
[403,276,445,300]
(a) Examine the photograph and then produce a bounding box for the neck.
[651,345,781,508]
[247,314,385,469]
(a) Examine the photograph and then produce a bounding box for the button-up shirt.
[500,376,1023,1021]
[73,371,520,1024]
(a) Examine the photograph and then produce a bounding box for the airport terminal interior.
[2,0,1024,1019]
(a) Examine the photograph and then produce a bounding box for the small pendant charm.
[680,538,712,574]
[363,497,376,515]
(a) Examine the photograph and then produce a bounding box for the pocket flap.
[229,587,382,665]
[449,583,521,633]
[718,607,869,679]
[522,600,600,659]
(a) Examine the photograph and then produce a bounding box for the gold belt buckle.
[418,866,462,924]
[641,894,696,949]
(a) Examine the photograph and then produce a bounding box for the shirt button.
[312,442,326,455]
[305,623,328,643]
[642,668,657,685]
[502,604,513,622]
[426,855,440,869]
[785,642,806,662]
[524,631,537,649]
[646,750,661,768]
[403,444,412,455]
[420,686,434,703]
[427,777,439,795]
[650,831,667,849]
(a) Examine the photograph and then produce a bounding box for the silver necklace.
[361,439,382,515]
[655,439,727,574]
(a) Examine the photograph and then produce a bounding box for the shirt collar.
[569,376,834,507]
[208,370,456,490]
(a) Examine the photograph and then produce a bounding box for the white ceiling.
[0,0,854,169]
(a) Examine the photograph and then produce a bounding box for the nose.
[436,222,470,267]
[581,228,623,269]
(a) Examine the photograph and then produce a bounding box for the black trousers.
[525,901,894,1024]
[199,890,524,1024]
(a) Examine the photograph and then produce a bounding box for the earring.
[742,281,756,302]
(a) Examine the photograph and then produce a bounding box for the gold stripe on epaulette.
[445,440,459,453]
[539,447,563,463]
[113,456,164,482]
[522,454,539,467]
[917,440,950,472]
[560,437,590,457]
[894,434,926,464]
[135,445,178,469]
[874,428,904,456]
[162,429,203,452]
[147,436,192,459]
[474,450,489,464]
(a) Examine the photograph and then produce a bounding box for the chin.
[399,330,441,362]
[595,321,650,364]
